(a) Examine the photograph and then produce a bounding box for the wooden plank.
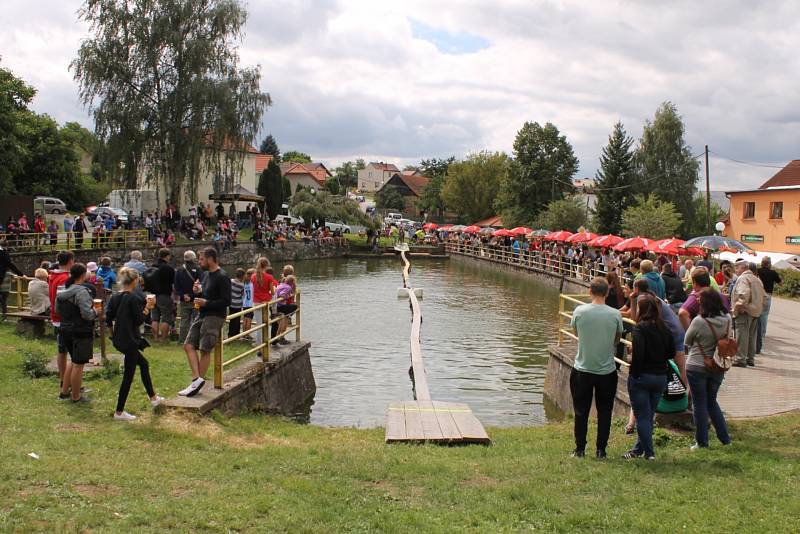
[431,401,464,441]
[403,402,425,441]
[444,402,491,444]
[417,400,444,441]
[385,402,407,443]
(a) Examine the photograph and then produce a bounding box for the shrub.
[20,348,52,378]
[94,359,121,380]
[774,268,800,299]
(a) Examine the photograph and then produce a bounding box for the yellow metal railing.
[213,291,301,388]
[557,293,631,367]
[0,229,149,253]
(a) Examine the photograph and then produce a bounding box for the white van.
[384,212,403,225]
[34,196,67,215]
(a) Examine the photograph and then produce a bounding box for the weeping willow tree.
[71,0,271,205]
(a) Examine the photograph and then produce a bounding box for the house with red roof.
[280,162,332,195]
[358,162,401,192]
[724,160,800,253]
[378,172,430,216]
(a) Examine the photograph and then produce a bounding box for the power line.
[708,150,785,169]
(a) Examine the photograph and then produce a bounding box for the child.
[242,268,255,340]
[96,256,117,290]
[273,275,297,345]
[228,268,245,338]
[48,220,59,247]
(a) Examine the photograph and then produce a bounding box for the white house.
[357,162,400,192]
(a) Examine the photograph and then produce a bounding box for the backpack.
[142,266,160,293]
[699,318,737,373]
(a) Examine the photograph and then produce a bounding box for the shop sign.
[786,236,800,245]
[740,234,764,243]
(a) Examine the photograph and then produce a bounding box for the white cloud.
[1,0,798,188]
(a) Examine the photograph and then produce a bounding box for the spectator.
[85,262,99,285]
[49,250,74,392]
[63,213,74,247]
[228,268,245,338]
[174,250,201,344]
[33,213,45,233]
[568,277,622,459]
[756,256,781,354]
[273,274,298,345]
[47,220,59,247]
[623,296,673,460]
[679,258,694,282]
[179,247,231,397]
[604,271,625,310]
[105,267,163,421]
[56,263,97,403]
[144,248,176,342]
[251,257,277,348]
[241,268,255,340]
[124,250,147,275]
[28,268,51,316]
[0,242,22,290]
[639,260,665,300]
[684,288,732,449]
[661,263,687,313]
[678,268,729,330]
[73,214,86,248]
[96,256,117,290]
[731,260,765,367]
[0,270,12,319]
[216,203,225,221]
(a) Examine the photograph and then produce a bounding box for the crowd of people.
[2,244,299,421]
[568,250,780,460]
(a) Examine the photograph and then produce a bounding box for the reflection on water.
[291,257,561,428]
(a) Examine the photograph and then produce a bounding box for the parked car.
[34,196,67,215]
[324,221,351,233]
[384,212,403,225]
[87,206,129,223]
[356,195,366,203]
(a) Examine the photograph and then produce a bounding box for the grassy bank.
[0,323,798,533]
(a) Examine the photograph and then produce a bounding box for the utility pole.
[705,144,711,235]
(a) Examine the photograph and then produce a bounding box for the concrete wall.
[11,240,349,275]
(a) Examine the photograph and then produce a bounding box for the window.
[770,201,783,220]
[743,202,755,219]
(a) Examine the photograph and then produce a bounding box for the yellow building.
[725,160,800,253]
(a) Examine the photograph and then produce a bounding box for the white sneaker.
[186,378,205,397]
[114,411,137,421]
[178,381,197,396]
[150,395,165,407]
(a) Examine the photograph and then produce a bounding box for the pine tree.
[594,121,635,235]
[258,159,283,220]
[259,134,280,163]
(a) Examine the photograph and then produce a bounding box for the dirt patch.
[55,423,88,432]
[18,484,49,499]
[156,411,223,439]
[461,475,501,488]
[170,480,217,499]
[73,483,122,498]
[226,433,292,449]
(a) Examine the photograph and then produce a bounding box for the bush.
[20,348,52,378]
[774,268,800,299]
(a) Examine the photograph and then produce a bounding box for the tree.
[324,178,341,196]
[0,62,36,195]
[375,185,405,211]
[495,122,579,226]
[333,160,364,189]
[282,176,292,199]
[72,0,271,205]
[441,151,508,222]
[289,189,376,229]
[594,121,635,235]
[283,151,312,164]
[534,197,589,232]
[259,134,280,163]
[686,193,727,238]
[257,159,283,220]
[621,194,681,239]
[416,156,455,219]
[634,102,699,236]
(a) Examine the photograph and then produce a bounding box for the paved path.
[719,296,800,418]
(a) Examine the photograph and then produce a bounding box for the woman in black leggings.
[105,266,163,421]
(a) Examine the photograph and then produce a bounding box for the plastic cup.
[194,299,201,310]
[146,293,156,307]
[93,299,102,311]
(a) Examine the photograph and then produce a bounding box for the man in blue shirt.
[569,277,623,458]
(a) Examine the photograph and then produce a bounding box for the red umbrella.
[587,234,624,247]
[422,222,439,231]
[545,230,574,242]
[462,225,482,234]
[649,237,685,255]
[493,228,515,237]
[677,246,705,257]
[613,236,652,252]
[567,230,598,243]
[509,226,533,236]
[438,224,453,231]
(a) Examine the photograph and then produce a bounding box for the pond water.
[291,257,561,428]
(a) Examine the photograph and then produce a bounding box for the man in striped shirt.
[228,268,245,337]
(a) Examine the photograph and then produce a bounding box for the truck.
[107,189,159,219]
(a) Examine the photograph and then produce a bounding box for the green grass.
[0,323,798,533]
[344,233,394,248]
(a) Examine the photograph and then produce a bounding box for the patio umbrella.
[479,227,496,235]
[649,237,685,255]
[682,235,754,253]
[613,236,652,252]
[422,222,439,231]
[449,225,465,232]
[510,226,534,236]
[567,230,598,244]
[676,246,706,257]
[528,229,551,237]
[438,224,453,231]
[462,225,482,234]
[587,234,624,247]
[545,230,574,242]
[493,228,515,237]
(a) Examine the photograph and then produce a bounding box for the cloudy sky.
[2,0,799,189]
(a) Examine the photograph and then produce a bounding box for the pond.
[291,257,561,428]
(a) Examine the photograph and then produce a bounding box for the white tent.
[717,250,799,270]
